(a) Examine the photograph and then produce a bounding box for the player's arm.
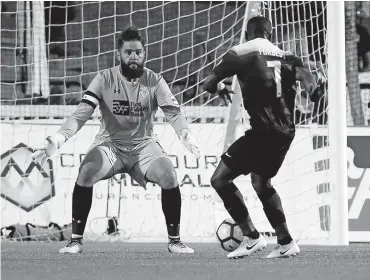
[203,49,241,103]
[155,77,200,158]
[295,64,320,102]
[32,73,103,166]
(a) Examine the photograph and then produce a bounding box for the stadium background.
[0,1,370,242]
[1,1,369,121]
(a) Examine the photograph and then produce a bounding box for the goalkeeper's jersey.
[79,66,186,147]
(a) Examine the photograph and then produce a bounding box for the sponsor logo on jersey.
[1,143,55,211]
[113,100,149,116]
[139,86,150,99]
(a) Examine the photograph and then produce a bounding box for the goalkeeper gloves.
[31,133,66,166]
[180,129,200,159]
[217,82,234,105]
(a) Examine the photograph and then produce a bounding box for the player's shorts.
[221,129,294,178]
[91,139,169,188]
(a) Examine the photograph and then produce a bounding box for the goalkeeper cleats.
[59,237,83,254]
[227,234,267,259]
[265,240,300,259]
[168,239,194,254]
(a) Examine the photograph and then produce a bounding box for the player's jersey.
[81,66,184,148]
[214,38,303,136]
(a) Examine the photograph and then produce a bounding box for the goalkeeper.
[32,27,199,254]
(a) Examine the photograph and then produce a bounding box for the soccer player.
[204,16,319,259]
[31,27,200,254]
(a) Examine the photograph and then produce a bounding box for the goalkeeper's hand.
[31,134,65,166]
[217,82,233,105]
[180,129,200,159]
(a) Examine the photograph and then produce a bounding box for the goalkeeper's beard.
[120,61,144,80]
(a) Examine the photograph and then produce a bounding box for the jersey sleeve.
[154,77,180,107]
[154,77,189,134]
[57,102,95,141]
[82,72,104,108]
[213,49,242,79]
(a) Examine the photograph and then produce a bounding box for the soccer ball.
[216,218,243,252]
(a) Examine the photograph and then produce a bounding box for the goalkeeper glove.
[31,133,66,166]
[217,82,234,105]
[180,129,200,159]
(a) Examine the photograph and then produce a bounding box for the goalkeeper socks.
[161,186,181,238]
[257,186,292,244]
[72,183,93,237]
[216,183,257,236]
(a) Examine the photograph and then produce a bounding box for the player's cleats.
[59,237,83,254]
[227,234,267,259]
[265,240,300,258]
[168,239,194,254]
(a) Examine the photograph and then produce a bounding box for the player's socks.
[245,229,260,239]
[167,224,180,241]
[216,183,257,236]
[277,233,293,245]
[72,183,93,236]
[275,222,293,245]
[161,186,181,239]
[257,186,292,244]
[161,186,194,253]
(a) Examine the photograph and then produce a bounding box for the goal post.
[0,1,348,245]
[222,0,258,152]
[326,0,348,246]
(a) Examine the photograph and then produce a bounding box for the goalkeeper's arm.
[31,92,98,165]
[155,78,200,159]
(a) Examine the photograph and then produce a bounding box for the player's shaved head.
[245,16,272,41]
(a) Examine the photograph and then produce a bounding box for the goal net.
[345,1,369,126]
[1,1,347,245]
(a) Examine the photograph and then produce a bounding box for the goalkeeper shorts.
[89,139,169,187]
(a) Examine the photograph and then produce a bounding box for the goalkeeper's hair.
[117,27,145,49]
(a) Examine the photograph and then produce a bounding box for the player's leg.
[59,143,124,254]
[211,160,257,237]
[251,173,299,258]
[129,141,193,253]
[211,135,267,259]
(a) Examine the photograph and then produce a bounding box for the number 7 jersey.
[213,38,304,136]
